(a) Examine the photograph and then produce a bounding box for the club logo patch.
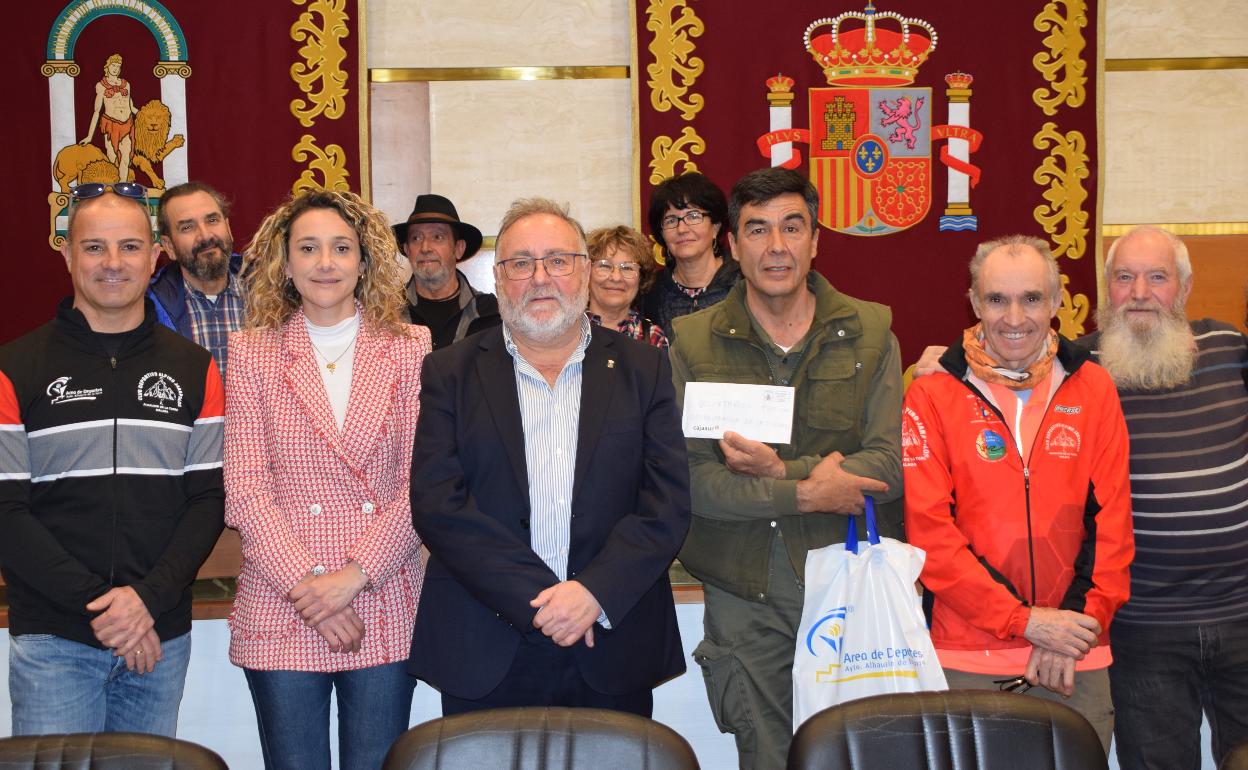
[901,406,929,466]
[966,395,995,424]
[976,428,1007,461]
[137,371,182,414]
[1044,423,1081,459]
[46,376,102,405]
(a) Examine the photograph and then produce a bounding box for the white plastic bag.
[792,497,947,731]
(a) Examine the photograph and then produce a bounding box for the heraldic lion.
[53,99,186,191]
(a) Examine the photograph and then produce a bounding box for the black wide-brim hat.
[392,194,483,261]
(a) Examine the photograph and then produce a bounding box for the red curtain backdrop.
[634,1,1101,362]
[3,1,365,343]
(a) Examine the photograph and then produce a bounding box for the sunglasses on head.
[71,182,149,203]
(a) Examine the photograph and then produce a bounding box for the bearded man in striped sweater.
[1079,225,1248,770]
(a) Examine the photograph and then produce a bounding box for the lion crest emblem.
[53,99,185,191]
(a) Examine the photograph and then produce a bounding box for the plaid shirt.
[587,308,669,349]
[186,272,245,376]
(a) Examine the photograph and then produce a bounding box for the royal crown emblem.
[753,4,984,236]
[803,3,937,87]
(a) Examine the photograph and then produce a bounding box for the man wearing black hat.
[394,194,501,349]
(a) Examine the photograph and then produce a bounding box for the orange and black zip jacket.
[0,299,224,648]
[902,335,1133,651]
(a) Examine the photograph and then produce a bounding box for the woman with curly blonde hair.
[225,189,430,770]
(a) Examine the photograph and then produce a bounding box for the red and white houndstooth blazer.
[224,309,430,672]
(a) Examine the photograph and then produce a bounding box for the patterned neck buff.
[962,323,1058,390]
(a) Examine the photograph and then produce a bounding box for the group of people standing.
[0,165,1244,770]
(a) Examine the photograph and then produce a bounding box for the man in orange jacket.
[903,235,1133,753]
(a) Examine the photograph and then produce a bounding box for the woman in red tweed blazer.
[224,189,430,770]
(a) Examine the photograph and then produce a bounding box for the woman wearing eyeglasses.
[224,189,430,770]
[640,171,739,344]
[585,226,668,349]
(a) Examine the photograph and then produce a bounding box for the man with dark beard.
[1078,225,1248,770]
[408,198,690,716]
[393,194,500,349]
[149,182,244,376]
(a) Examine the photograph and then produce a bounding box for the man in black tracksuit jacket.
[0,188,224,736]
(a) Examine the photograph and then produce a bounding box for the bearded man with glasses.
[0,182,224,737]
[408,197,691,716]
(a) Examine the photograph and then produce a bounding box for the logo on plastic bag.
[805,606,848,657]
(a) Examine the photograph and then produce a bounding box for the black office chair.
[788,689,1107,770]
[1219,741,1248,770]
[383,706,699,770]
[0,732,227,769]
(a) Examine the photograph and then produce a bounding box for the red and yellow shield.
[809,87,932,236]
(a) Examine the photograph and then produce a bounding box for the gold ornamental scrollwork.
[1057,274,1089,339]
[645,0,705,120]
[291,134,350,192]
[1032,0,1088,116]
[290,0,349,128]
[649,127,705,184]
[1032,122,1089,261]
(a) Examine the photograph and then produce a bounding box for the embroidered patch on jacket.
[137,372,183,414]
[975,428,1007,461]
[1044,423,1081,459]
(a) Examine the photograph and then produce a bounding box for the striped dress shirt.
[504,317,591,583]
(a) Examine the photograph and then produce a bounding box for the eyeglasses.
[591,259,641,279]
[660,210,708,230]
[71,182,149,203]
[495,252,586,281]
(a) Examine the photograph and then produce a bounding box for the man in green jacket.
[670,167,903,770]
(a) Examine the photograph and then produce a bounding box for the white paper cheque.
[682,382,795,444]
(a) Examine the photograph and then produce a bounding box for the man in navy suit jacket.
[409,197,690,716]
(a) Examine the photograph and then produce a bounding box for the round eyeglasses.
[591,260,641,279]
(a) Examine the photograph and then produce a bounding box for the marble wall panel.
[369,82,431,224]
[1103,69,1248,224]
[366,0,629,68]
[426,78,635,237]
[1106,0,1248,59]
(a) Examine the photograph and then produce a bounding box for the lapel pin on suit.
[607,359,615,369]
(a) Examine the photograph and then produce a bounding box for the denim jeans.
[9,631,191,737]
[1110,619,1248,770]
[243,662,416,770]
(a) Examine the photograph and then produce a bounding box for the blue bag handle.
[844,495,880,555]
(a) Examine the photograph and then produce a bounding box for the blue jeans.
[244,662,416,770]
[9,632,191,737]
[1110,619,1248,770]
